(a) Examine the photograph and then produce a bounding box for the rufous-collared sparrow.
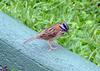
[24,22,69,51]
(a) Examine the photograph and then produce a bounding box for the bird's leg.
[48,40,57,51]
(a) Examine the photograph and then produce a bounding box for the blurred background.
[0,0,100,66]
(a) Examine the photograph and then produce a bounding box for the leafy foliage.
[0,0,100,66]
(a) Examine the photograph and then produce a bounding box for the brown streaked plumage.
[24,22,69,51]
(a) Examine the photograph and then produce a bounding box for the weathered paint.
[0,12,100,71]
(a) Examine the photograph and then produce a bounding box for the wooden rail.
[0,11,100,71]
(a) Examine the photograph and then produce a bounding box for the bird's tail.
[23,35,38,44]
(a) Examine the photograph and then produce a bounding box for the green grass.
[0,0,100,66]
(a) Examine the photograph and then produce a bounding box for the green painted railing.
[0,12,100,71]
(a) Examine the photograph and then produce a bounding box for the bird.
[24,22,69,51]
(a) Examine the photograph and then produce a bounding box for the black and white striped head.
[59,22,69,32]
